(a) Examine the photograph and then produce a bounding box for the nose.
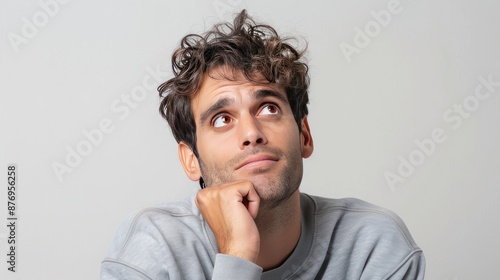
[238,114,268,149]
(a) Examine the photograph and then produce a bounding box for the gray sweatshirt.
[101,193,425,279]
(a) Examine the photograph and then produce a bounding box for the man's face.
[187,68,313,205]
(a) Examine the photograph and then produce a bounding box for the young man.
[101,10,425,279]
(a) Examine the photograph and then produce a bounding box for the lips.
[235,153,279,170]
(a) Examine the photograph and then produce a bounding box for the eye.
[212,114,233,128]
[259,104,280,116]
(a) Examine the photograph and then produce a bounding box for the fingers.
[242,183,260,219]
[194,180,261,262]
[196,180,260,218]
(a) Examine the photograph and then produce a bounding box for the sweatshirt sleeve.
[101,260,154,280]
[385,250,426,280]
[211,254,263,280]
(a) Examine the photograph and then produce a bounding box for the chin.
[250,178,290,201]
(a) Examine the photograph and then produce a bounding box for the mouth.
[235,153,279,171]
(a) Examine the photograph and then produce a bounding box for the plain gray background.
[1,0,499,279]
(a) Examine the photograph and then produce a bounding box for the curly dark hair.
[158,10,309,157]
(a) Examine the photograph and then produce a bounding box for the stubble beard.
[198,146,303,211]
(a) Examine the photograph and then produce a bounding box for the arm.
[384,250,426,280]
[101,260,154,280]
[101,181,264,280]
[212,254,262,279]
[195,180,263,279]
[101,250,263,280]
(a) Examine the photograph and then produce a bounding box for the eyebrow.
[254,89,288,104]
[199,97,234,126]
[198,89,288,126]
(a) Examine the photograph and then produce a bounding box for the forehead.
[191,68,287,115]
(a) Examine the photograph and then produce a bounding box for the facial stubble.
[198,145,303,211]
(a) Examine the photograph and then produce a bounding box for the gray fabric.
[101,193,425,279]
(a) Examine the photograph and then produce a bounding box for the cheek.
[282,121,302,146]
[273,119,300,138]
[197,132,236,160]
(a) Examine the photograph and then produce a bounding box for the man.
[101,10,425,279]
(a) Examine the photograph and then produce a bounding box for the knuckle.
[195,192,207,206]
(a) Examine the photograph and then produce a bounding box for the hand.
[195,180,261,263]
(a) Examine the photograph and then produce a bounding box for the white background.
[1,0,499,279]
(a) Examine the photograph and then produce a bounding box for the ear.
[178,141,201,181]
[300,117,314,158]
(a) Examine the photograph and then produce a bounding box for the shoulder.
[299,193,425,278]
[301,193,421,251]
[107,193,212,257]
[102,194,217,279]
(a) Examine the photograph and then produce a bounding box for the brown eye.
[213,114,232,128]
[259,104,279,115]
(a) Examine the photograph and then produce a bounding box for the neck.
[254,190,301,270]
